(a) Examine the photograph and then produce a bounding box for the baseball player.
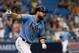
[60,27,70,53]
[8,6,47,53]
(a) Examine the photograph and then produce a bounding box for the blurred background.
[0,0,79,53]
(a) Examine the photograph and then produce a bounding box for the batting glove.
[5,9,12,15]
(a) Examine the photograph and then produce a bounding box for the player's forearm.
[11,13,21,19]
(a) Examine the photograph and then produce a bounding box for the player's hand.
[42,43,47,49]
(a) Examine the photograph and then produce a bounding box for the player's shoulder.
[21,13,33,17]
[20,13,35,20]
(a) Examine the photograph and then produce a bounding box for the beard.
[38,15,44,20]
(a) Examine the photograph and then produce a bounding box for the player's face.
[38,11,45,20]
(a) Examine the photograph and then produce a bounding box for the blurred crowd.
[0,0,79,42]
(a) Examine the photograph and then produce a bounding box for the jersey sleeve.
[20,14,32,23]
[20,14,32,20]
[39,22,46,37]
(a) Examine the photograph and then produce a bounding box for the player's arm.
[39,22,47,49]
[11,13,31,21]
[39,31,46,44]
[39,33,47,49]
[5,10,30,20]
[11,13,21,19]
